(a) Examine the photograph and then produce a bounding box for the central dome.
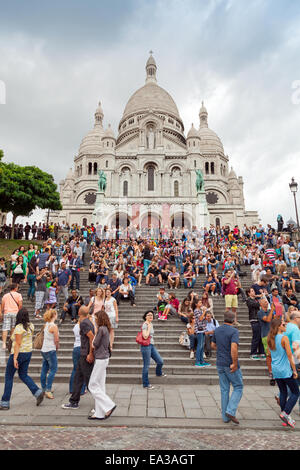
[123,82,180,120]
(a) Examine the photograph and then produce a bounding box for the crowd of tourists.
[0,220,300,427]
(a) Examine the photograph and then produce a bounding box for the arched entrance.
[109,212,130,229]
[171,213,191,229]
[140,212,161,229]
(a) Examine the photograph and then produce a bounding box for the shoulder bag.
[136,327,151,347]
[33,326,45,350]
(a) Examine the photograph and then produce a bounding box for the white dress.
[104,297,118,329]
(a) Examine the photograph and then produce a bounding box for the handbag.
[6,336,13,353]
[13,264,23,274]
[179,331,190,348]
[33,326,45,350]
[136,328,151,346]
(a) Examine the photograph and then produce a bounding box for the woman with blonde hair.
[88,288,105,316]
[40,309,59,399]
[267,317,299,428]
[0,308,44,410]
[88,309,116,420]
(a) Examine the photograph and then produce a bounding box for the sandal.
[88,414,105,420]
[105,405,117,419]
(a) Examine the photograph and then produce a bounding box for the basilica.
[54,54,259,229]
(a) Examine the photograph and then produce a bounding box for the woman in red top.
[159,293,179,321]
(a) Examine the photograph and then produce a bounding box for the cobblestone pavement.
[0,425,299,450]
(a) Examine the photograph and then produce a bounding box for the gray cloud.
[1,0,300,227]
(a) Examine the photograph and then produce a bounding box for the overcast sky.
[1,0,300,227]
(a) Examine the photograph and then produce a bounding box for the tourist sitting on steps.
[159,293,179,321]
[145,262,162,286]
[119,278,136,307]
[59,290,84,324]
[178,298,193,325]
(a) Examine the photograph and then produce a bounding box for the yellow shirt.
[11,323,34,354]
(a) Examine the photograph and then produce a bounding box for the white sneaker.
[190,351,194,359]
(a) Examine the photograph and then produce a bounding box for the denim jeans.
[184,278,196,289]
[175,256,183,274]
[40,350,58,392]
[208,263,219,274]
[69,347,86,395]
[276,376,299,415]
[189,334,197,351]
[71,270,80,290]
[217,366,244,422]
[0,352,42,407]
[214,281,222,295]
[250,322,265,355]
[196,333,205,364]
[61,303,78,321]
[27,274,36,298]
[140,344,164,387]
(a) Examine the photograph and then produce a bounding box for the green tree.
[0,151,62,238]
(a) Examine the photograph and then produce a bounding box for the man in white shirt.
[73,242,83,260]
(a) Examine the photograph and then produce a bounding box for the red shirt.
[222,278,238,295]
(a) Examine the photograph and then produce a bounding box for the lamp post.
[289,178,300,241]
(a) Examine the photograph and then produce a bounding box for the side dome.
[78,102,105,155]
[198,101,224,154]
[187,123,200,139]
[198,127,224,154]
[79,127,104,155]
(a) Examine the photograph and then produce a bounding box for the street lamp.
[289,178,300,235]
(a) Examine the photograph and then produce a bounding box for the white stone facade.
[54,54,259,229]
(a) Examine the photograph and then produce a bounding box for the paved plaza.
[0,383,300,450]
[0,382,300,433]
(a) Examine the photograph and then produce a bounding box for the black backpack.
[149,277,159,286]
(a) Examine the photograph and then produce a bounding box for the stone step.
[0,363,268,377]
[0,373,269,386]
[1,252,270,385]
[6,355,267,367]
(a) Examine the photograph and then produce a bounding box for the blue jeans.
[189,334,197,351]
[27,274,36,297]
[40,350,58,392]
[69,347,86,395]
[184,278,196,289]
[196,333,205,364]
[71,270,80,290]
[175,256,183,274]
[141,344,164,387]
[208,263,219,274]
[277,376,299,415]
[0,352,42,407]
[217,366,244,422]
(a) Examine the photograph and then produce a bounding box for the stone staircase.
[0,253,271,386]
